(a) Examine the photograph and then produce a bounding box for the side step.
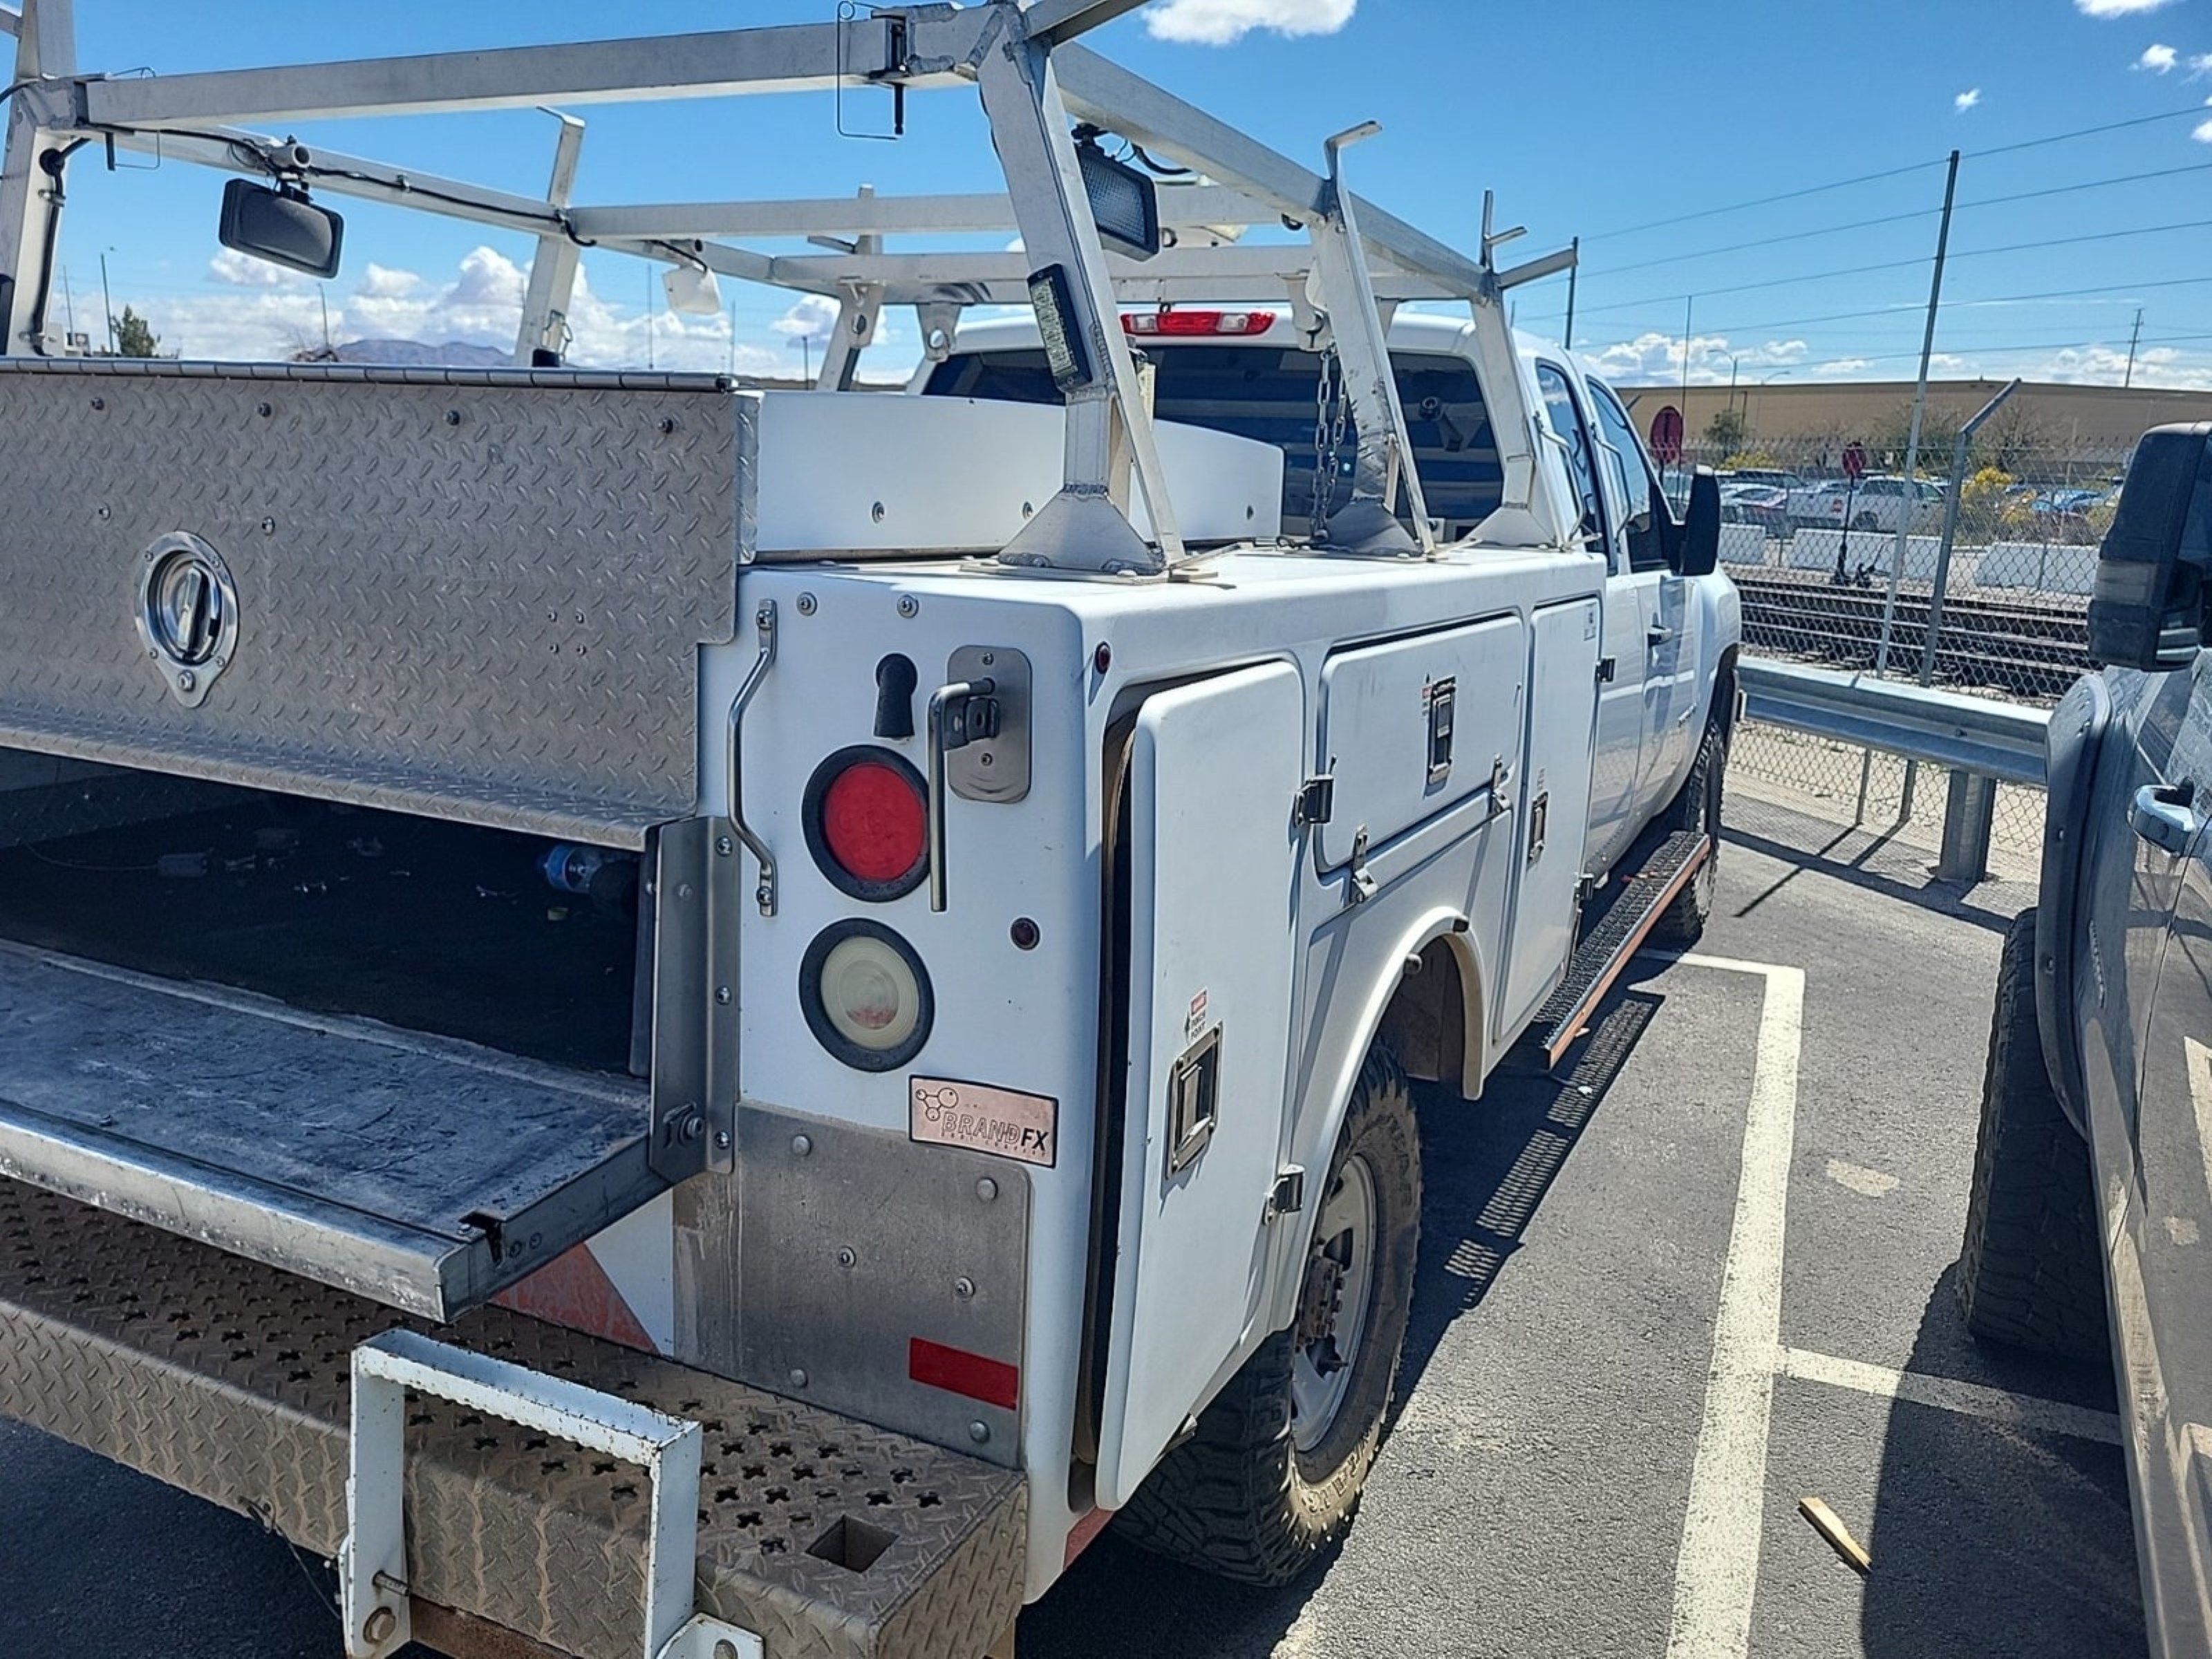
[1525,829,1710,1067]
[0,1179,1026,1659]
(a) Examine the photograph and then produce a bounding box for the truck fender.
[1265,906,1487,1335]
[2035,671,2110,1138]
[1681,582,1743,742]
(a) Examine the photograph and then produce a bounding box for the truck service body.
[0,5,1740,1656]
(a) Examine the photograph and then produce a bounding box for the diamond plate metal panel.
[0,1179,1026,1659]
[0,361,740,848]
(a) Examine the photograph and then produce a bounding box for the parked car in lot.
[1718,480,1790,534]
[1958,420,2212,1659]
[1787,474,1946,534]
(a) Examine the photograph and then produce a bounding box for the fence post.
[1937,771,1998,883]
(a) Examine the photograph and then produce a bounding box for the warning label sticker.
[910,1077,1058,1168]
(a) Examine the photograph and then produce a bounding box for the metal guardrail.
[1737,656,2052,881]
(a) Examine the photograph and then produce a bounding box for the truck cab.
[915,311,1739,884]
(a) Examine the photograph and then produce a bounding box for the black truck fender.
[2035,671,2112,1138]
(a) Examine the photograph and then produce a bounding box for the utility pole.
[1678,294,1693,426]
[98,250,115,354]
[59,266,73,343]
[1863,146,1960,825]
[317,285,332,357]
[645,265,655,371]
[2124,307,2144,389]
[1873,148,1959,680]
[1563,236,1578,346]
[727,295,737,376]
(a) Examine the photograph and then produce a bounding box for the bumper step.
[0,1179,1025,1659]
[1526,828,1709,1067]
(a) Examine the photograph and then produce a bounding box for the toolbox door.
[1096,661,1305,1508]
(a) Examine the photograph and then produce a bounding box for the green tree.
[111,306,160,359]
[1703,404,1749,456]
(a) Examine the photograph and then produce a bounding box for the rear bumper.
[0,1178,1025,1659]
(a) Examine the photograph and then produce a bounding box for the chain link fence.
[1694,427,2103,877]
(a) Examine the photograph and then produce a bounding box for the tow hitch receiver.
[344,1330,759,1659]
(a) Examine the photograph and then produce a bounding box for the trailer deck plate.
[0,1178,1027,1659]
[0,940,666,1320]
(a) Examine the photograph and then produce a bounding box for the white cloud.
[769,294,840,346]
[1953,87,1981,111]
[1582,331,1803,385]
[1144,0,1356,46]
[2195,116,2212,142]
[2191,52,2212,74]
[1817,358,1873,375]
[356,263,422,299]
[2075,0,2179,15]
[2137,42,2178,71]
[207,247,296,288]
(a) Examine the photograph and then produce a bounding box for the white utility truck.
[0,5,1740,1658]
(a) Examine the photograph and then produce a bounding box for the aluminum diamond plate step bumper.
[0,1179,1026,1659]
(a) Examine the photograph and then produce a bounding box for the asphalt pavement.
[0,795,2146,1659]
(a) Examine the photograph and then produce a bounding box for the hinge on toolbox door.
[1294,774,1335,827]
[650,816,742,1181]
[1596,656,1617,685]
[343,1331,763,1659]
[1347,826,1378,904]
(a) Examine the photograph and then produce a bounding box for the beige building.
[1613,377,2212,471]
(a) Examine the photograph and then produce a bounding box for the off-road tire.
[1114,1044,1421,1586]
[1851,510,1878,532]
[1651,713,1727,946]
[1957,910,2107,1361]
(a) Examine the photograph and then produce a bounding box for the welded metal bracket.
[342,1329,763,1659]
[650,814,742,1181]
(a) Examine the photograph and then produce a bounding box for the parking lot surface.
[0,796,2146,1659]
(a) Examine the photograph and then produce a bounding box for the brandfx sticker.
[910,1076,1058,1168]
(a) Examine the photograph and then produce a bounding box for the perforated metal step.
[1526,829,1709,1067]
[0,1179,1025,1659]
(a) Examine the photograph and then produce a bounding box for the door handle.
[2131,781,2199,856]
[1647,625,1674,647]
[926,676,995,912]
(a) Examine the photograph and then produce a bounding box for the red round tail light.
[804,747,928,901]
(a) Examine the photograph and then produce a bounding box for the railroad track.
[1735,571,2090,704]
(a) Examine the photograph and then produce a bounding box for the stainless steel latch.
[1347,825,1378,903]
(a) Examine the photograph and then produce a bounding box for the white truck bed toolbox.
[0,1177,1027,1659]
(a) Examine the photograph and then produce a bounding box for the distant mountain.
[317,339,514,368]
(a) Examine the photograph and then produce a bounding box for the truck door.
[1095,662,1306,1509]
[1538,364,1647,877]
[1588,379,1698,811]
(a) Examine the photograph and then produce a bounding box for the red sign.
[1842,441,1868,481]
[1649,405,1685,466]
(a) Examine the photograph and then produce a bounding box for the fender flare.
[1270,905,1487,1328]
[2036,671,2110,1138]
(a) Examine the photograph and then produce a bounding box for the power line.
[1563,218,2212,323]
[1583,102,2212,242]
[1593,159,2212,279]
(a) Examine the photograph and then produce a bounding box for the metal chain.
[1310,344,1349,534]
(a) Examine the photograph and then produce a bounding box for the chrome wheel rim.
[1290,1154,1378,1453]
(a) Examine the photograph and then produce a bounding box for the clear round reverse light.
[820,932,921,1051]
[800,921,933,1072]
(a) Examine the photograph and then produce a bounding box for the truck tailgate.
[0,938,662,1320]
[0,359,739,848]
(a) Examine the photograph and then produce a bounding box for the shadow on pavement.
[1858,1268,2142,1659]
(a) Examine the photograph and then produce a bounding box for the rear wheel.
[1851,511,1878,532]
[1115,1044,1421,1586]
[1958,910,2107,1360]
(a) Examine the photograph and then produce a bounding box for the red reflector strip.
[909,1337,1019,1411]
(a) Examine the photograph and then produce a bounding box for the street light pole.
[98,250,115,354]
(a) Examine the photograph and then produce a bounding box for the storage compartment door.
[1096,662,1305,1508]
[1499,597,1603,1035]
[1315,617,1525,870]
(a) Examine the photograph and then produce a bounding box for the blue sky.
[28,0,2212,386]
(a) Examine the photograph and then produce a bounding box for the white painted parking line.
[1660,954,1806,1659]
[1777,1346,2124,1446]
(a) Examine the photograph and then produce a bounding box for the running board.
[1526,830,1709,1067]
